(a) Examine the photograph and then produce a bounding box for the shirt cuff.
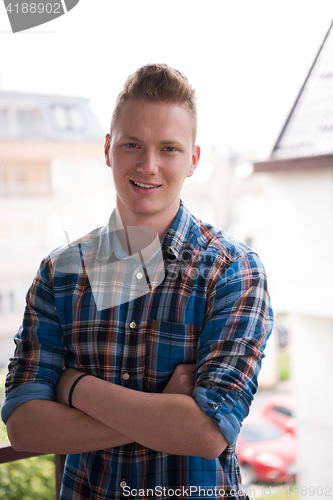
[1,383,55,424]
[192,386,242,445]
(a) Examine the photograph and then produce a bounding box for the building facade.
[0,91,115,366]
[251,21,333,496]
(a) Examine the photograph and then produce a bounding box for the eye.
[163,146,177,152]
[125,143,138,148]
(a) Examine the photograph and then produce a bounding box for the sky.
[0,0,333,160]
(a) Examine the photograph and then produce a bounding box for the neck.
[115,201,180,255]
[115,209,174,257]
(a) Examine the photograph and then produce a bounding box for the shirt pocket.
[145,319,199,392]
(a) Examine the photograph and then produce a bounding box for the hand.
[56,368,85,407]
[162,364,196,396]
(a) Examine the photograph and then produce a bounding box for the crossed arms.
[7,364,227,460]
[5,250,273,461]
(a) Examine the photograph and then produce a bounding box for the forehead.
[113,99,194,144]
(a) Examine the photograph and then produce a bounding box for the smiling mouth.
[131,180,162,189]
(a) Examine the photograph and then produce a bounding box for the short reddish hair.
[110,63,197,144]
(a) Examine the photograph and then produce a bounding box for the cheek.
[167,159,189,178]
[111,168,122,186]
[110,163,132,192]
[109,155,124,176]
[171,162,192,183]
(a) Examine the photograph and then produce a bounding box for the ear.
[187,145,200,178]
[104,134,111,168]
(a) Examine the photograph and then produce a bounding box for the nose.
[136,149,159,175]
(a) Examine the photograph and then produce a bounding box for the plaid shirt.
[2,201,273,500]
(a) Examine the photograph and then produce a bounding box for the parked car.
[260,393,296,435]
[236,414,297,486]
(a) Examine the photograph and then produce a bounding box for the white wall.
[258,169,333,318]
[289,314,333,498]
[228,165,333,493]
[228,167,333,317]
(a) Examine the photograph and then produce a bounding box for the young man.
[2,64,273,499]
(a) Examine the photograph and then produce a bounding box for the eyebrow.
[121,135,141,142]
[120,135,184,147]
[159,140,183,147]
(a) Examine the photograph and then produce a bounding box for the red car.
[260,393,296,435]
[236,414,297,486]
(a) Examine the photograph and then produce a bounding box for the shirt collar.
[162,200,193,261]
[95,200,194,263]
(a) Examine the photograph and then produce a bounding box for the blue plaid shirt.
[2,201,273,500]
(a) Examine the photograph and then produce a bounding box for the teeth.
[133,181,159,188]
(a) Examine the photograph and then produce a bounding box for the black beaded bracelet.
[68,373,92,408]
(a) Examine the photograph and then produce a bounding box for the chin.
[129,200,162,214]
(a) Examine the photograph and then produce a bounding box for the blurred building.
[251,21,333,496]
[0,91,115,366]
[181,149,235,228]
[181,149,280,390]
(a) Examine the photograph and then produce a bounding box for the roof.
[0,91,104,142]
[271,20,333,160]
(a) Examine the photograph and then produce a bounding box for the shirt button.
[123,372,130,381]
[213,403,219,411]
[136,271,143,280]
[120,480,127,489]
[129,321,137,330]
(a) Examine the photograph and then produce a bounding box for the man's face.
[105,99,200,227]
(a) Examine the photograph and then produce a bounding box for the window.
[241,420,284,443]
[17,107,42,135]
[0,291,16,313]
[0,162,51,195]
[9,292,15,312]
[51,105,84,130]
[0,108,9,131]
[69,106,84,129]
[272,405,293,418]
[51,105,68,129]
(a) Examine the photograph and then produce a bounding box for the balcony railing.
[0,442,65,499]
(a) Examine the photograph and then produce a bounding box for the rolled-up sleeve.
[192,252,274,444]
[1,257,66,424]
[1,382,55,424]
